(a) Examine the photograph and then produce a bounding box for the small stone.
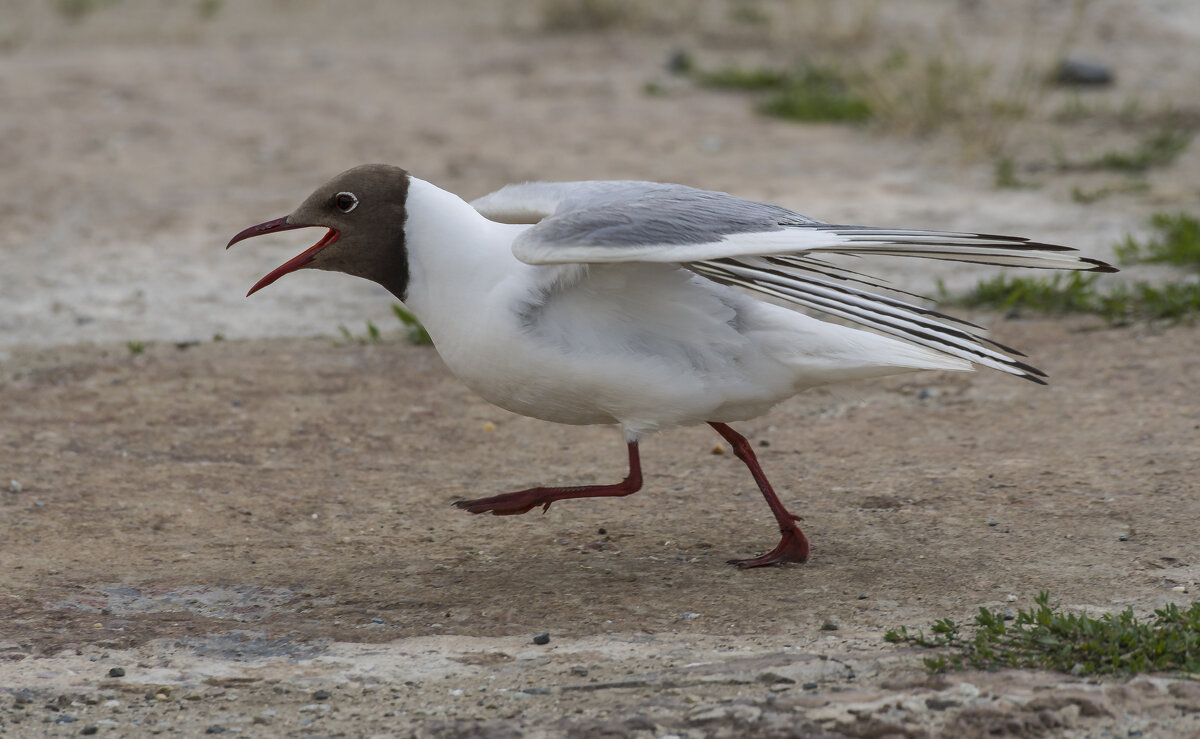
[299,703,330,713]
[107,667,125,678]
[820,618,840,631]
[758,439,770,447]
[680,612,700,620]
[570,665,588,677]
[205,725,226,735]
[532,632,551,645]
[312,689,332,701]
[8,480,21,493]
[1005,594,1018,602]
[1053,59,1114,86]
[81,727,99,736]
[802,682,819,690]
[711,443,725,455]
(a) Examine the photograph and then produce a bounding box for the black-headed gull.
[228,164,1115,567]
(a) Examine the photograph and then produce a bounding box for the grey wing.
[472,180,1115,383]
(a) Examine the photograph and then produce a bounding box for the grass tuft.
[1094,128,1194,173]
[758,65,872,123]
[393,305,433,345]
[886,591,1200,677]
[693,63,870,123]
[539,0,636,32]
[952,212,1200,324]
[1113,213,1200,269]
[956,272,1100,315]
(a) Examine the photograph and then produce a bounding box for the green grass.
[126,340,146,357]
[759,66,872,123]
[337,321,382,346]
[694,66,789,92]
[1070,181,1149,204]
[1094,128,1193,173]
[1113,213,1200,269]
[993,157,1038,189]
[886,592,1200,677]
[538,0,636,31]
[956,272,1102,315]
[952,212,1200,324]
[693,63,871,124]
[393,305,433,345]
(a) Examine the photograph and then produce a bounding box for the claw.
[727,522,810,568]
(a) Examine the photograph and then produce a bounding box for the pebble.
[1053,58,1114,86]
[820,618,840,631]
[205,725,226,735]
[532,632,550,645]
[8,479,21,493]
[81,726,99,736]
[299,703,331,713]
[107,667,126,678]
[312,689,332,701]
[570,666,588,677]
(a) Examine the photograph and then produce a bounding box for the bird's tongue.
[226,217,340,296]
[245,228,339,296]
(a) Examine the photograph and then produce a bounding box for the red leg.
[709,422,810,567]
[453,441,642,516]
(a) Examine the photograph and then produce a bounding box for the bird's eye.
[334,191,359,213]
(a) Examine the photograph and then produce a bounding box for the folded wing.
[472,180,1116,383]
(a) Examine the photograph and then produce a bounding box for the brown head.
[227,164,413,299]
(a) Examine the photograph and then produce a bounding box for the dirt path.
[2,318,1198,736]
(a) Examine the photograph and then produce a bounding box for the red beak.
[227,217,340,296]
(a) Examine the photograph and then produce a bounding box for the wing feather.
[470,180,1116,383]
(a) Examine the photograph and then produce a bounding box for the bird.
[227,164,1115,567]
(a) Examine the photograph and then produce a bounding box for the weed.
[887,591,1200,677]
[539,0,636,32]
[126,341,146,356]
[1069,181,1149,204]
[955,272,1101,315]
[642,80,667,97]
[1113,213,1200,269]
[695,66,788,92]
[338,322,383,346]
[1093,128,1193,173]
[993,157,1037,189]
[727,0,771,27]
[54,0,116,22]
[758,65,871,124]
[951,212,1200,324]
[393,305,433,345]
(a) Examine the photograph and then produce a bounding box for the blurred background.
[2,0,1197,353]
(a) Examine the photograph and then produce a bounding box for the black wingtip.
[1086,259,1120,274]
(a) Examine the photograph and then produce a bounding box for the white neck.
[401,177,530,334]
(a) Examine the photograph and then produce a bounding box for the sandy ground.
[2,1,1200,736]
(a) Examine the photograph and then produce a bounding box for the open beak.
[226,217,340,296]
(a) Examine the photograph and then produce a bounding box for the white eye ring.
[334,191,359,213]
